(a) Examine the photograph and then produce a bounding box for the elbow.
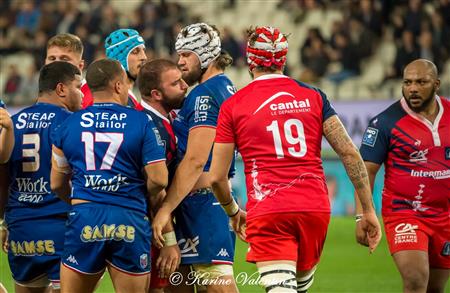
[185,155,206,173]
[147,173,168,196]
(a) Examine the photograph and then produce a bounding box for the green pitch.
[1,217,446,292]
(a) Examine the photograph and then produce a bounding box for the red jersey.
[81,79,143,110]
[215,74,336,220]
[360,96,450,218]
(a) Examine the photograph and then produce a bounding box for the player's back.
[53,103,164,214]
[219,75,335,218]
[7,103,71,224]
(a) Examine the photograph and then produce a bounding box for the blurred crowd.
[286,0,450,84]
[1,0,450,105]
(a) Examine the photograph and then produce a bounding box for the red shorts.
[149,245,169,289]
[246,212,330,271]
[383,215,450,269]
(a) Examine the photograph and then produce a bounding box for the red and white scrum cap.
[246,26,288,71]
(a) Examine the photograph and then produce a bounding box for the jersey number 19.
[266,119,307,159]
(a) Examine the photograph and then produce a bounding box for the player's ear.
[55,82,67,97]
[114,79,123,95]
[79,59,85,71]
[150,89,162,101]
[434,78,440,92]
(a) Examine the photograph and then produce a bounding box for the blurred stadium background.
[0,0,449,292]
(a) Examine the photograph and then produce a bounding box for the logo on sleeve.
[194,96,211,123]
[445,147,450,160]
[362,127,379,147]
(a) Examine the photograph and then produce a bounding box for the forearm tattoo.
[324,116,373,210]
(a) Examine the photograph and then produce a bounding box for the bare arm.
[210,142,246,241]
[148,189,176,241]
[0,108,14,164]
[160,127,216,212]
[152,127,216,243]
[144,161,168,198]
[323,115,375,213]
[354,161,381,214]
[50,146,72,203]
[0,164,9,220]
[323,115,381,252]
[0,164,8,252]
[210,142,235,204]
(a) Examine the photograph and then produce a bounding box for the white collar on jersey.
[251,73,289,83]
[140,100,171,123]
[400,95,444,147]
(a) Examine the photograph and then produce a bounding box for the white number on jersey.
[266,119,307,159]
[22,133,40,172]
[81,132,124,171]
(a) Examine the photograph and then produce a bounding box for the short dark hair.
[38,61,81,94]
[86,59,124,92]
[137,59,178,97]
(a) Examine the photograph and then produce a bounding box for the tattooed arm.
[323,115,381,252]
[323,115,374,211]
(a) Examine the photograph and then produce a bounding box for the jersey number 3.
[266,119,307,159]
[81,132,124,171]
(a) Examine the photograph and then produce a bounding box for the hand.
[156,245,181,278]
[355,217,368,247]
[152,207,171,248]
[358,212,382,253]
[0,227,8,253]
[0,108,12,130]
[230,209,246,242]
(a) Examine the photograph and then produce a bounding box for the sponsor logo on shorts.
[66,255,79,265]
[10,240,55,256]
[216,248,230,257]
[394,223,418,244]
[179,236,199,258]
[140,253,148,269]
[362,127,378,147]
[80,224,135,242]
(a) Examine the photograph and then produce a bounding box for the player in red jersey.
[357,59,449,293]
[45,33,88,104]
[209,26,381,293]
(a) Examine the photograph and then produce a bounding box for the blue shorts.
[62,203,151,275]
[174,190,235,265]
[8,216,66,285]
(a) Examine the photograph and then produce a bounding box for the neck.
[127,77,134,89]
[92,91,123,105]
[418,97,439,123]
[143,99,169,117]
[37,93,67,110]
[199,65,223,84]
[252,69,283,80]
